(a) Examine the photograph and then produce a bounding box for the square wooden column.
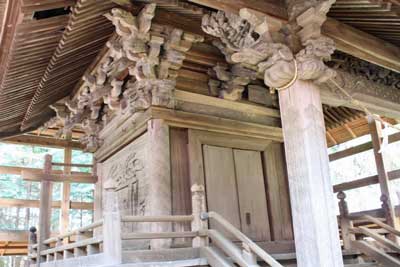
[146,119,172,249]
[37,154,53,263]
[278,80,344,267]
[368,116,398,230]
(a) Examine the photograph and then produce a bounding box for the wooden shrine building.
[1,0,400,266]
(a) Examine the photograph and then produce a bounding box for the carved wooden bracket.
[202,0,336,96]
[42,4,203,152]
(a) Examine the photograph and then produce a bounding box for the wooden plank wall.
[264,144,294,241]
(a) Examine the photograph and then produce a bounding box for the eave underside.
[0,0,399,148]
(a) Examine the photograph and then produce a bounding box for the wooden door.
[203,145,271,241]
[233,149,270,241]
[203,145,241,238]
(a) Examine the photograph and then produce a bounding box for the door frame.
[188,129,273,187]
[188,129,293,242]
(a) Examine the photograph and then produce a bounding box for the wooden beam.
[0,231,28,242]
[0,248,28,256]
[21,169,97,183]
[187,0,287,19]
[323,18,400,73]
[333,169,400,193]
[329,131,400,162]
[0,165,95,182]
[2,135,84,149]
[0,198,93,210]
[150,107,283,142]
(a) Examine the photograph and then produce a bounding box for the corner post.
[103,185,122,264]
[146,119,172,249]
[191,184,207,247]
[278,80,343,267]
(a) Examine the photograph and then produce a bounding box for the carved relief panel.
[102,132,149,248]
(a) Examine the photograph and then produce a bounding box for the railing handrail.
[51,162,93,168]
[43,219,103,244]
[204,211,283,267]
[121,215,194,223]
[358,215,400,237]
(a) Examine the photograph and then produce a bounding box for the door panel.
[203,145,241,235]
[233,149,271,241]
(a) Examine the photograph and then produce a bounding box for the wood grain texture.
[233,149,270,242]
[368,117,399,230]
[203,145,241,238]
[279,80,343,267]
[147,119,172,249]
[263,143,293,241]
[170,128,192,245]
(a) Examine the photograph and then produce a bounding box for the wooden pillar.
[103,186,122,264]
[278,80,344,267]
[93,159,102,236]
[368,116,398,229]
[337,191,354,250]
[37,154,53,263]
[60,143,71,236]
[146,119,172,249]
[191,184,207,247]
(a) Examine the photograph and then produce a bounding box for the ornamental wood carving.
[202,1,336,94]
[42,4,203,152]
[103,133,149,244]
[332,52,400,91]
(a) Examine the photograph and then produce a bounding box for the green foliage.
[0,142,94,231]
[71,150,93,173]
[0,143,64,168]
[0,174,40,199]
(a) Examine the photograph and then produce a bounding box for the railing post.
[28,227,37,265]
[191,184,208,247]
[55,238,63,260]
[338,191,354,250]
[74,231,88,257]
[242,243,258,266]
[37,154,53,265]
[103,182,122,264]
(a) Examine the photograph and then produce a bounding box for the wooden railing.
[337,192,400,266]
[200,211,283,267]
[27,185,282,266]
[121,215,197,242]
[28,220,103,264]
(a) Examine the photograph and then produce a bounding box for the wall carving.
[41,4,203,152]
[102,133,149,248]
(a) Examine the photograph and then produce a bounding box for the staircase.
[29,208,397,267]
[345,215,400,267]
[119,212,380,267]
